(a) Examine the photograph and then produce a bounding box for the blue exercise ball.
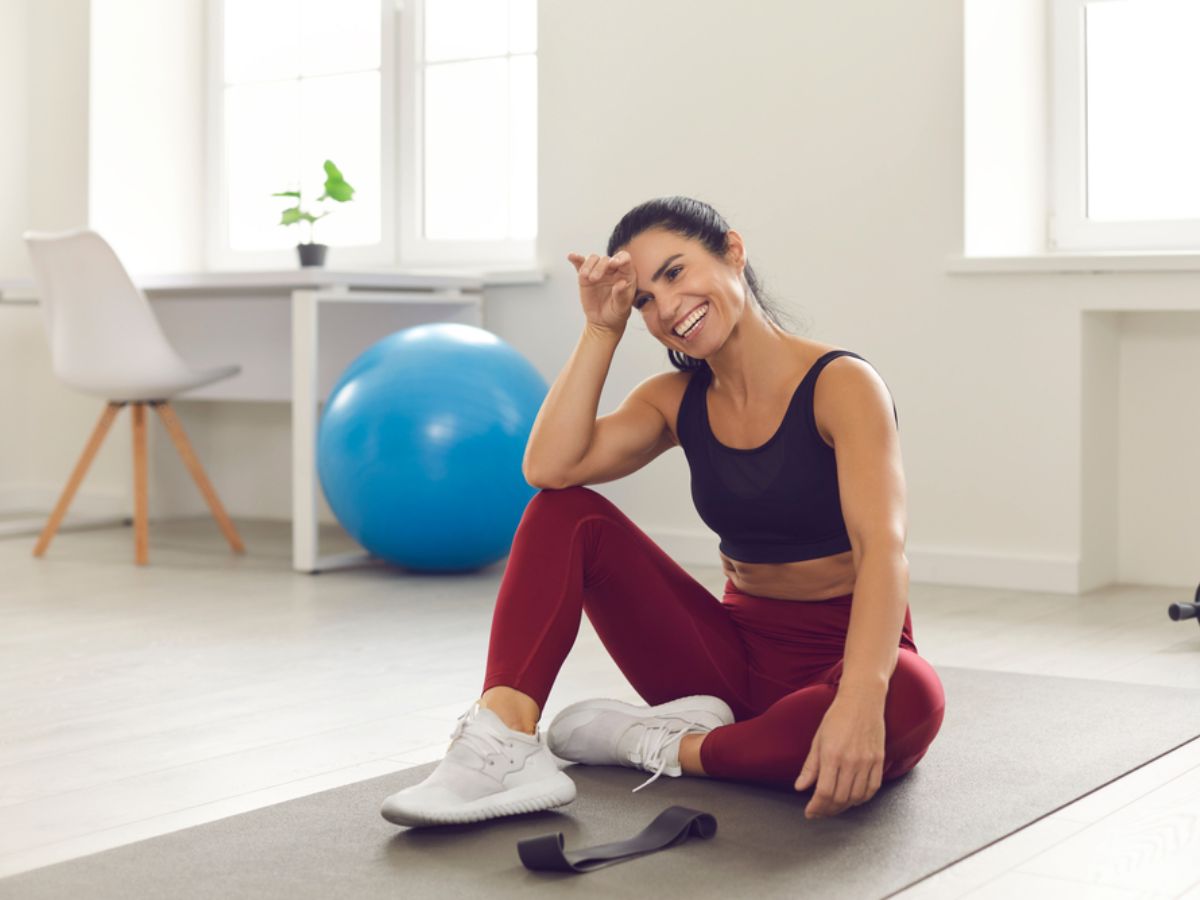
[317,323,548,573]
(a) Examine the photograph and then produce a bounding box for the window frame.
[396,0,536,265]
[1050,0,1200,252]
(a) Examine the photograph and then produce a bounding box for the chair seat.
[64,362,241,402]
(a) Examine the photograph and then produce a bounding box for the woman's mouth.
[673,303,709,341]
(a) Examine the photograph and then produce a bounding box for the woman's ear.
[726,230,747,271]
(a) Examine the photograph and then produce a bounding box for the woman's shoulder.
[632,369,695,446]
[797,339,884,384]
[796,337,852,365]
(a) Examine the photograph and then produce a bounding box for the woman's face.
[623,227,747,356]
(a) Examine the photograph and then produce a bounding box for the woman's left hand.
[794,693,886,819]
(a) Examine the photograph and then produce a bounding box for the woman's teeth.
[674,304,708,338]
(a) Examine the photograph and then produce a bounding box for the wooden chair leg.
[132,403,149,565]
[34,403,124,558]
[153,402,245,554]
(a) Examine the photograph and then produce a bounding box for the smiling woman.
[380,195,944,830]
[609,197,802,371]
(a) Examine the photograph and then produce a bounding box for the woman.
[381,196,945,827]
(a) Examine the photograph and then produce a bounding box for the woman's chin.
[666,340,708,357]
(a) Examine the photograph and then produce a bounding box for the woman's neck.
[705,306,799,405]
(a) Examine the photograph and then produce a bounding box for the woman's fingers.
[589,255,613,282]
[569,251,635,290]
[579,253,600,280]
[611,251,636,280]
[588,255,616,282]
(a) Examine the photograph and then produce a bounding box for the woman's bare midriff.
[719,549,857,601]
[656,338,858,603]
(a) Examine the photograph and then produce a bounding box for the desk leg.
[292,288,319,573]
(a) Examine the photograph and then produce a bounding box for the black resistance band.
[517,806,717,873]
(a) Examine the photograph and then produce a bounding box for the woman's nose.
[658,297,683,329]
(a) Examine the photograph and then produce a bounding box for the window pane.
[225,75,380,251]
[300,0,380,76]
[298,72,382,246]
[509,0,536,54]
[226,81,302,250]
[425,0,510,62]
[424,59,509,239]
[224,0,300,84]
[1085,0,1200,221]
[509,55,536,239]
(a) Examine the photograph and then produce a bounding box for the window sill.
[392,264,548,286]
[470,265,547,287]
[946,252,1200,274]
[0,265,548,302]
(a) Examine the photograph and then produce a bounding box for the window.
[209,0,393,268]
[1051,0,1200,251]
[208,0,536,269]
[398,0,537,264]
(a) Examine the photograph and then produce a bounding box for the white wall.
[89,0,206,274]
[3,1,1200,593]
[0,0,31,278]
[0,0,132,519]
[491,0,1200,593]
[0,0,32,493]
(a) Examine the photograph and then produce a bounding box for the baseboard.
[0,484,128,519]
[644,525,1083,595]
[905,545,1082,595]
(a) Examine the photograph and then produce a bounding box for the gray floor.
[2,518,1200,898]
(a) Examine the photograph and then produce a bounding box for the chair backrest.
[23,228,185,390]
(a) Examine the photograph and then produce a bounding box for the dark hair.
[606,196,805,372]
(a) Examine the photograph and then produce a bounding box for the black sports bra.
[675,350,897,564]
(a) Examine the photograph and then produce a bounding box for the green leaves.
[276,208,326,226]
[271,160,355,233]
[317,159,355,203]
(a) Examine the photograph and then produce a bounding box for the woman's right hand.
[567,250,638,337]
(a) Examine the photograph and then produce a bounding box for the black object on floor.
[1168,583,1200,627]
[518,805,717,873]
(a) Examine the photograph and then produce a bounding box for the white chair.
[23,227,245,565]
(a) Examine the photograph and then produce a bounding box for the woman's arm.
[522,325,623,487]
[524,250,641,487]
[817,357,909,692]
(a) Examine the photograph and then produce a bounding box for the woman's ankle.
[678,732,708,776]
[478,687,539,735]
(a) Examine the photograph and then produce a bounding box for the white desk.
[0,269,492,573]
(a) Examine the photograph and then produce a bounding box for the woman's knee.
[522,485,614,525]
[885,652,944,721]
[882,651,946,768]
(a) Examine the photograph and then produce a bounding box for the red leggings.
[483,487,946,789]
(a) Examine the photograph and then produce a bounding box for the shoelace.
[629,723,700,793]
[447,706,517,766]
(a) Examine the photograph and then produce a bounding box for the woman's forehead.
[627,229,692,263]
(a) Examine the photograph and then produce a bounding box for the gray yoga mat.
[4,666,1200,900]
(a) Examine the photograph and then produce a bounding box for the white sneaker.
[546,695,735,793]
[380,702,576,827]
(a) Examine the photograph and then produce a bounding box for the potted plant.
[272,159,356,267]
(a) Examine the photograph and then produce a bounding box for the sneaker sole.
[547,694,735,758]
[380,771,577,828]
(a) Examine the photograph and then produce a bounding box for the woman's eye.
[634,296,649,310]
[666,266,682,280]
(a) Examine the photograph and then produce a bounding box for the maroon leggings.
[483,487,946,789]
